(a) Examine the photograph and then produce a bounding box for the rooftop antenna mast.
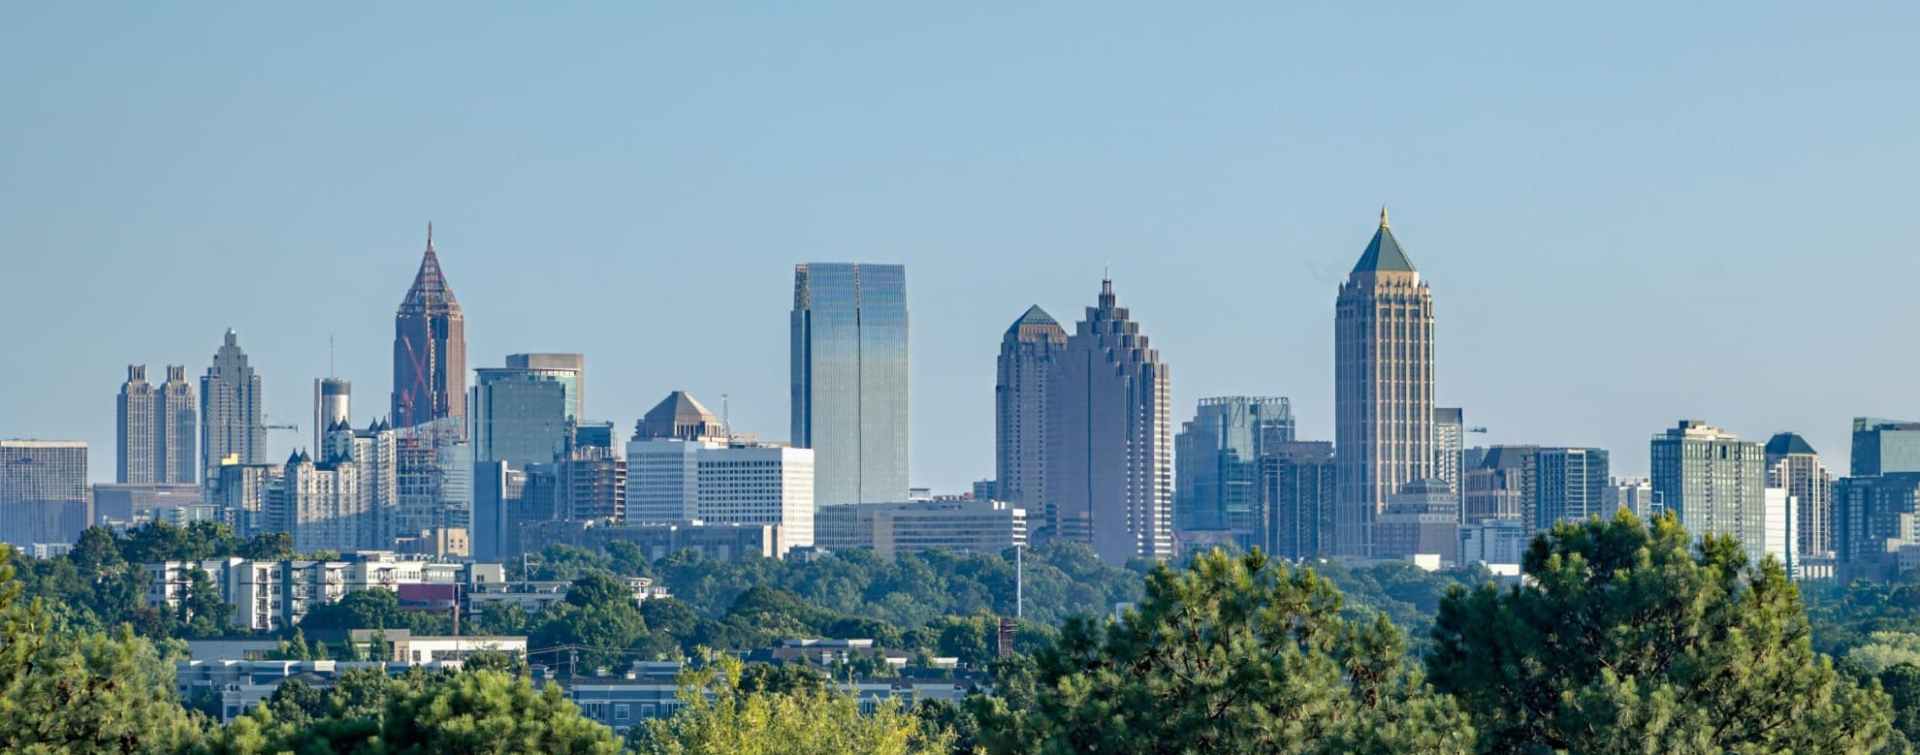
[722,393,731,439]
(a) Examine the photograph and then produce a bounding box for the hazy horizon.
[4,4,1918,489]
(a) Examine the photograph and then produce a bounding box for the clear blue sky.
[3,4,1917,488]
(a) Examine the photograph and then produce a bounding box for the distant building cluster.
[0,210,1907,586]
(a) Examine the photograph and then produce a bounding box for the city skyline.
[5,6,1918,493]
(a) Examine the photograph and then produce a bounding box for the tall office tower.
[473,461,529,561]
[1766,432,1833,562]
[1608,477,1656,519]
[470,367,569,467]
[1047,277,1174,565]
[216,463,283,537]
[790,263,909,507]
[117,365,156,484]
[1461,445,1538,524]
[1334,209,1435,557]
[1433,407,1465,503]
[392,226,467,430]
[504,353,585,421]
[1533,448,1610,529]
[1174,397,1295,545]
[1832,474,1920,580]
[635,391,728,442]
[995,306,1067,530]
[0,440,89,546]
[1651,420,1767,564]
[201,330,265,486]
[313,378,351,452]
[1261,441,1337,560]
[1851,418,1920,476]
[692,443,815,554]
[156,366,196,484]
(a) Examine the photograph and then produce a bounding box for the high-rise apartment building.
[117,365,156,484]
[470,367,569,467]
[1533,448,1610,529]
[1433,407,1465,503]
[504,353,585,422]
[156,366,196,484]
[1766,432,1832,562]
[1334,209,1435,557]
[394,417,470,538]
[1174,397,1294,544]
[1374,478,1460,565]
[995,306,1067,531]
[790,263,909,507]
[201,330,265,486]
[1046,277,1174,564]
[559,448,626,522]
[1651,420,1767,564]
[1461,446,1537,525]
[322,420,401,548]
[0,440,89,546]
[392,226,467,429]
[1832,473,1920,581]
[1261,441,1336,560]
[1609,477,1656,519]
[278,450,366,553]
[1851,418,1920,477]
[313,378,351,452]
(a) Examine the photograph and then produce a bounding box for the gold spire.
[1379,205,1390,229]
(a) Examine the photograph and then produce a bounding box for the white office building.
[815,499,1027,557]
[625,435,814,556]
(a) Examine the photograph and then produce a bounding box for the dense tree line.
[2,513,1911,752]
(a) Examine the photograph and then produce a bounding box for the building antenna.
[721,393,731,439]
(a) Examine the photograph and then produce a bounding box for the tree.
[236,532,294,561]
[567,572,633,610]
[182,566,230,637]
[632,654,949,755]
[0,624,203,753]
[969,549,1473,754]
[378,670,620,753]
[1428,510,1893,754]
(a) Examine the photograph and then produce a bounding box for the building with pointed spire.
[202,330,265,487]
[1334,208,1435,557]
[1046,277,1174,564]
[392,225,467,430]
[995,305,1066,531]
[117,366,156,484]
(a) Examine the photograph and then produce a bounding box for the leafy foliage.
[631,654,950,755]
[967,549,1474,754]
[1428,510,1893,754]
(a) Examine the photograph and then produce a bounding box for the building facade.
[201,330,265,486]
[1046,277,1174,564]
[815,499,1026,557]
[1851,418,1920,477]
[1433,407,1465,504]
[392,226,467,430]
[470,367,569,467]
[117,365,156,484]
[1261,441,1337,560]
[995,306,1067,532]
[1461,446,1537,524]
[157,366,197,484]
[313,378,351,453]
[0,440,89,546]
[1174,396,1294,544]
[1334,209,1435,557]
[1609,477,1656,519]
[1651,420,1767,564]
[504,353,585,422]
[790,263,909,507]
[1533,447,1611,529]
[1374,478,1460,565]
[1832,473,1920,581]
[1766,432,1832,562]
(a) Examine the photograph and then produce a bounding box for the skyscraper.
[1533,447,1610,529]
[1174,396,1295,544]
[1261,441,1337,560]
[1334,208,1435,557]
[1651,420,1767,564]
[313,378,351,452]
[156,366,196,484]
[1047,277,1174,564]
[470,367,569,467]
[790,263,909,507]
[201,330,265,486]
[1433,407,1464,503]
[117,365,155,484]
[1766,432,1833,562]
[392,225,467,430]
[995,305,1067,528]
[504,353,585,421]
[0,440,89,546]
[1850,418,1920,476]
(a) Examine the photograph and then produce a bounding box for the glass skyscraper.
[790,263,909,507]
[470,367,570,467]
[1174,396,1295,540]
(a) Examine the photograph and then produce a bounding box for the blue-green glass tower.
[791,263,909,507]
